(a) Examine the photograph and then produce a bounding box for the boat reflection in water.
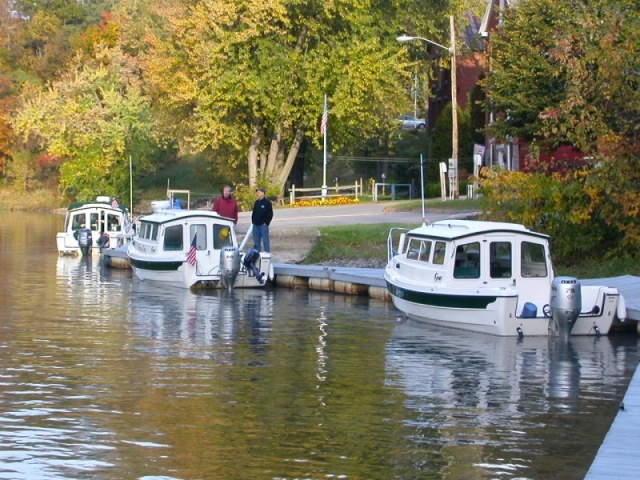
[385,319,637,478]
[387,319,632,413]
[127,281,275,360]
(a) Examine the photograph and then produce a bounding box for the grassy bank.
[304,223,640,279]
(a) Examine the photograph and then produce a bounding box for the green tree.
[137,0,459,195]
[12,45,166,202]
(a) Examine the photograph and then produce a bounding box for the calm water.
[0,211,638,480]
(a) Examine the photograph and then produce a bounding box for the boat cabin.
[57,197,129,255]
[389,220,554,316]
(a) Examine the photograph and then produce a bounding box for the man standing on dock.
[251,187,273,253]
[212,185,239,224]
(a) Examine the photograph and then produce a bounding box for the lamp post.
[397,15,458,198]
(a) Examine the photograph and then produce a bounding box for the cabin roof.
[67,201,126,214]
[138,209,235,226]
[408,219,549,242]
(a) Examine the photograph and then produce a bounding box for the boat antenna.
[420,154,428,225]
[129,154,133,218]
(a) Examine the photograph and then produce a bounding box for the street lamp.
[397,15,458,198]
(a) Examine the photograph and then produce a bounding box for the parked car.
[399,114,426,130]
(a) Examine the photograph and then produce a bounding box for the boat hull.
[386,280,619,337]
[129,256,272,289]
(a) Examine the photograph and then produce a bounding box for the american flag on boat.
[187,233,197,265]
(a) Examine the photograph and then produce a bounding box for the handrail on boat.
[387,227,411,263]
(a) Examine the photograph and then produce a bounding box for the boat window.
[71,213,85,230]
[433,242,447,265]
[405,238,422,260]
[213,224,233,249]
[521,241,548,278]
[163,225,183,251]
[417,240,432,262]
[90,213,99,231]
[151,224,158,241]
[453,242,480,278]
[190,224,207,250]
[489,241,512,278]
[106,213,121,232]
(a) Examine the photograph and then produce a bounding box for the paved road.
[236,201,477,233]
[235,201,477,263]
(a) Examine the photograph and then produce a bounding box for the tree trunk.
[276,127,305,197]
[247,121,262,188]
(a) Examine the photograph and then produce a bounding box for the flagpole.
[322,94,328,200]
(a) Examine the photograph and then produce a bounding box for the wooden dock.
[585,364,640,479]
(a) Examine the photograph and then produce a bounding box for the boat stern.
[56,232,80,255]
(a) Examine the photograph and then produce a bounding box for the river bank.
[4,186,638,278]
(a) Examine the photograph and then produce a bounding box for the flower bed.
[291,197,360,207]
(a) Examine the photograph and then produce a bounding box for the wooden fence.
[289,181,362,204]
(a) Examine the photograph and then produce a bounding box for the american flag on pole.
[320,96,328,135]
[187,233,197,266]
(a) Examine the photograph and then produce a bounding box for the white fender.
[616,294,627,322]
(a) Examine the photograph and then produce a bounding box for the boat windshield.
[406,238,432,262]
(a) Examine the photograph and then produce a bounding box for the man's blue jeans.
[253,224,270,253]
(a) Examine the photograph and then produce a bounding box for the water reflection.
[1,213,639,480]
[128,283,275,361]
[386,319,636,478]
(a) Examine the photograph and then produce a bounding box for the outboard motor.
[243,248,264,284]
[549,276,582,337]
[220,246,241,290]
[96,233,110,250]
[77,228,93,256]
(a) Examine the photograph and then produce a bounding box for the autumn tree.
[481,0,640,261]
[136,0,457,194]
[12,45,167,202]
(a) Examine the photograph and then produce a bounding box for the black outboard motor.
[96,233,110,250]
[220,246,241,290]
[77,228,93,256]
[243,248,264,284]
[549,276,582,338]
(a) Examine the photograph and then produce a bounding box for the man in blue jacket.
[251,188,273,253]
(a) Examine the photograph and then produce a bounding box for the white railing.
[289,181,362,204]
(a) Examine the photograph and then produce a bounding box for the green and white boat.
[384,219,627,337]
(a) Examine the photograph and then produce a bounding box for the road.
[236,201,477,232]
[235,201,478,263]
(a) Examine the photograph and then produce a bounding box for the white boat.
[384,219,627,337]
[127,205,273,289]
[57,196,132,256]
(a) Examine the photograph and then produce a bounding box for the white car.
[399,114,426,130]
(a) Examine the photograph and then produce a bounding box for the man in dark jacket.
[251,187,273,253]
[212,185,239,224]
